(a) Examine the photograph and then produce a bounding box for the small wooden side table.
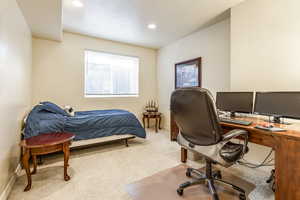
[20,132,75,191]
[142,112,162,132]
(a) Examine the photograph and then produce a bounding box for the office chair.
[170,87,249,200]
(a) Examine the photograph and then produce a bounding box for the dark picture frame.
[175,57,202,89]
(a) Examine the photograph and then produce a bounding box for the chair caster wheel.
[239,193,246,200]
[186,168,192,177]
[212,193,220,200]
[214,171,222,179]
[177,188,183,196]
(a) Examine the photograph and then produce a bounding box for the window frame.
[84,49,140,98]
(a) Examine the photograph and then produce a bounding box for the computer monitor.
[254,92,300,124]
[216,92,254,117]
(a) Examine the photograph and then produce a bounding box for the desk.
[176,116,300,200]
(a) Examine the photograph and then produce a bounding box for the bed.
[24,102,146,148]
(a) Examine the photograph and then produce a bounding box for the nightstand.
[142,112,162,132]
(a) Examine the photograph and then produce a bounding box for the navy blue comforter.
[24,103,146,140]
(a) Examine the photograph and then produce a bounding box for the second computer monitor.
[254,92,300,121]
[216,92,254,116]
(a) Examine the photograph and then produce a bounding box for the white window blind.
[85,50,139,97]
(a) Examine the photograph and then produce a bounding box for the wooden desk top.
[20,132,75,148]
[220,116,300,141]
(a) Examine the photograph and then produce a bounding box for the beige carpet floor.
[8,129,274,200]
[126,164,256,200]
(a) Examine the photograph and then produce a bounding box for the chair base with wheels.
[175,129,249,200]
[176,159,246,200]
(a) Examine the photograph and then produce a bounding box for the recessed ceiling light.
[147,24,157,30]
[72,0,83,7]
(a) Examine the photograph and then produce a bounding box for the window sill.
[84,94,139,98]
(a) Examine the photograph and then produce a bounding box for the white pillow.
[64,105,75,117]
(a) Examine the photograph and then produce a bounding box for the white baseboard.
[0,164,21,200]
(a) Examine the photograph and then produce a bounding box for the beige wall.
[32,32,157,120]
[231,0,300,91]
[230,0,300,167]
[157,19,231,129]
[0,0,32,196]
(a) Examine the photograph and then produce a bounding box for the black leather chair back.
[170,87,222,146]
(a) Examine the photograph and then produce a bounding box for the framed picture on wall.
[175,57,202,89]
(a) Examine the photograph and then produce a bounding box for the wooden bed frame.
[70,134,136,149]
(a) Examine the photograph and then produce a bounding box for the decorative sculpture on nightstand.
[143,100,161,133]
[145,100,158,112]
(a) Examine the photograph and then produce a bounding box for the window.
[85,50,139,97]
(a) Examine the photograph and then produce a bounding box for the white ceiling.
[18,0,244,48]
[63,0,244,48]
[17,0,63,41]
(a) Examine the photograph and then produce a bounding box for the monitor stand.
[230,112,236,118]
[265,115,291,125]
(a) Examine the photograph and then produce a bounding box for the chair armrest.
[222,129,248,141]
[222,129,249,155]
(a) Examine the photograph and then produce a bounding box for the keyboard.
[254,125,286,132]
[219,118,252,126]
